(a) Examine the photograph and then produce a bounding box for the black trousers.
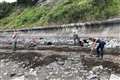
[96,46,104,58]
[12,41,17,51]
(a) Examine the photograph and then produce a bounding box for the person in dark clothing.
[79,40,84,47]
[73,32,80,45]
[96,39,106,59]
[83,39,89,44]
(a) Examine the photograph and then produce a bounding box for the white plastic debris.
[109,74,120,80]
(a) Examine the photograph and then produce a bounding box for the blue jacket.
[96,39,106,48]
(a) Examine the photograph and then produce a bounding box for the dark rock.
[10,73,16,77]
[47,42,52,45]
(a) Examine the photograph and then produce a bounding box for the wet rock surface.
[0,51,120,80]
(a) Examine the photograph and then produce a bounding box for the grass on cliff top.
[0,0,120,29]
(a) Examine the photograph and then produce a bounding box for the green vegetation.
[0,2,15,19]
[0,0,120,29]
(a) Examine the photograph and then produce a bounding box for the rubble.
[0,50,120,80]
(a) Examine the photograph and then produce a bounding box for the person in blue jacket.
[96,39,106,59]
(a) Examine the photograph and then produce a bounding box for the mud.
[82,57,120,74]
[0,52,66,69]
[0,50,120,71]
